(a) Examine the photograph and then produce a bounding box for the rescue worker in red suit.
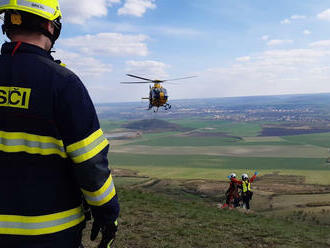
[222,173,240,208]
[231,172,258,209]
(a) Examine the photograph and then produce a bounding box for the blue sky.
[5,0,330,103]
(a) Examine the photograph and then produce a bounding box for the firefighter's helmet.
[0,0,62,21]
[241,173,249,180]
[0,0,62,44]
[229,173,236,179]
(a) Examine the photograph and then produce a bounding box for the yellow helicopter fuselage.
[150,83,168,107]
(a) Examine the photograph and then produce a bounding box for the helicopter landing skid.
[164,103,171,110]
[148,103,171,112]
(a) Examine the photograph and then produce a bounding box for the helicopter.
[121,74,196,111]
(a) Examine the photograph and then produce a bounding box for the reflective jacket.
[230,174,257,192]
[0,42,119,239]
[242,181,251,193]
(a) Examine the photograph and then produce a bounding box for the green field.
[283,132,330,148]
[107,119,330,185]
[110,153,330,170]
[169,119,262,137]
[128,136,242,146]
[109,153,330,184]
[128,135,301,146]
[100,120,126,132]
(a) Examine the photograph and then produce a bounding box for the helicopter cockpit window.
[152,88,160,99]
[162,88,168,96]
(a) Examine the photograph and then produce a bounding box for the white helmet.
[229,173,236,178]
[241,173,249,180]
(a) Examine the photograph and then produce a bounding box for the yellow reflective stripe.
[82,174,116,206]
[85,186,116,206]
[71,139,108,164]
[0,206,85,236]
[67,129,109,164]
[0,131,67,158]
[0,131,64,146]
[67,129,103,153]
[17,0,55,15]
[0,206,81,223]
[82,174,112,198]
[0,144,67,158]
[0,217,85,235]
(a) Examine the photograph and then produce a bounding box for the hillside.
[122,119,188,132]
[82,176,330,248]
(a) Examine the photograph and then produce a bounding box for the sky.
[3,0,330,103]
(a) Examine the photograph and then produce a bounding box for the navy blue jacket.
[0,42,119,241]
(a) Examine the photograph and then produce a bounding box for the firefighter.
[0,1,119,248]
[230,172,258,210]
[222,173,240,208]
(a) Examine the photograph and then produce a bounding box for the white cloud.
[280,19,291,24]
[236,56,251,62]
[58,33,149,57]
[60,0,120,24]
[303,29,311,35]
[317,9,330,21]
[118,0,156,17]
[267,40,294,46]
[291,15,306,20]
[53,49,112,78]
[280,15,306,25]
[198,48,330,98]
[125,60,170,78]
[261,35,269,41]
[309,40,330,48]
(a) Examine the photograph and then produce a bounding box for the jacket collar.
[1,42,54,60]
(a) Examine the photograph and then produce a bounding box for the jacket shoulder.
[42,56,77,79]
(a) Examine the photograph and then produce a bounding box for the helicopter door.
[152,88,161,99]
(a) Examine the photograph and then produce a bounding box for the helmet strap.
[2,11,61,50]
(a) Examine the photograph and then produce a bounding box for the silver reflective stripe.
[84,181,115,203]
[0,213,83,230]
[0,0,10,5]
[17,0,55,15]
[67,135,106,158]
[0,137,65,153]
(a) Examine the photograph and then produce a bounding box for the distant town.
[96,93,330,125]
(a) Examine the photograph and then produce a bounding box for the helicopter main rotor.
[120,74,197,84]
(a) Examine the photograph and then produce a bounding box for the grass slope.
[83,180,330,248]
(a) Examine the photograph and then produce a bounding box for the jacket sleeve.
[54,74,119,222]
[249,174,257,183]
[230,178,242,185]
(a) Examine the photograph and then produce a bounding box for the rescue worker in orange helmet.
[230,172,258,209]
[0,1,119,247]
[222,173,240,208]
